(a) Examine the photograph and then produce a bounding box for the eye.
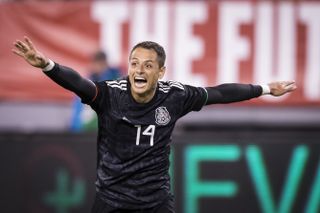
[145,64,153,69]
[131,62,137,67]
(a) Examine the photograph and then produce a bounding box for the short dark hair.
[130,41,166,68]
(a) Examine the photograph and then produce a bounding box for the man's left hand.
[268,81,297,96]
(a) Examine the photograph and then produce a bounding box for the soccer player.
[12,36,296,213]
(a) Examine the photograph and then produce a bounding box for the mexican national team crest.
[155,107,171,125]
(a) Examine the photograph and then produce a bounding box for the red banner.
[1,1,320,106]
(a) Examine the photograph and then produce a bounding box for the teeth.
[135,76,146,80]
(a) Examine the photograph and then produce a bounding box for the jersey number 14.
[135,125,155,146]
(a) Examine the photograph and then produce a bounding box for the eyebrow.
[131,58,155,63]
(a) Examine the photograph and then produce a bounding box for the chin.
[132,87,148,95]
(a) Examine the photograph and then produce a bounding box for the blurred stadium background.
[1,0,320,212]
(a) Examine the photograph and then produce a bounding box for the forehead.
[130,47,158,62]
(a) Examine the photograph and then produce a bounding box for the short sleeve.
[180,85,208,116]
[89,81,109,112]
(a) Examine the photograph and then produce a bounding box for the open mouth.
[134,76,147,88]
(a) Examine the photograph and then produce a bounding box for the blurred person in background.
[71,50,122,132]
[12,36,296,213]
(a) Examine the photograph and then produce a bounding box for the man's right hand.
[12,36,49,69]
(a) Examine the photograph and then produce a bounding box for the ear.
[158,66,166,79]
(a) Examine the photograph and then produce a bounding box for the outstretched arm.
[12,36,97,103]
[205,81,296,105]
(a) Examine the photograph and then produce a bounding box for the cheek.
[150,73,160,84]
[128,68,134,75]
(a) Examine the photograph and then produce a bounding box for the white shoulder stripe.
[107,80,127,85]
[159,88,169,93]
[107,83,127,87]
[108,85,127,90]
[158,80,185,93]
[158,84,170,89]
[159,80,185,91]
[168,81,184,90]
[159,88,170,92]
[106,80,127,90]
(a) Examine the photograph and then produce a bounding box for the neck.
[131,88,156,104]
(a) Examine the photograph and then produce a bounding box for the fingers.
[269,80,297,96]
[12,37,37,60]
[277,81,294,87]
[13,36,35,53]
[24,36,35,51]
[11,48,25,57]
[279,81,297,94]
[282,80,296,88]
[14,40,23,50]
[283,81,295,86]
[277,81,296,90]
[13,39,29,54]
[17,40,29,51]
[284,83,297,92]
[13,40,27,57]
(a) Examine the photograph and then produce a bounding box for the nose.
[136,64,145,74]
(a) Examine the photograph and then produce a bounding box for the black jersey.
[89,77,207,209]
